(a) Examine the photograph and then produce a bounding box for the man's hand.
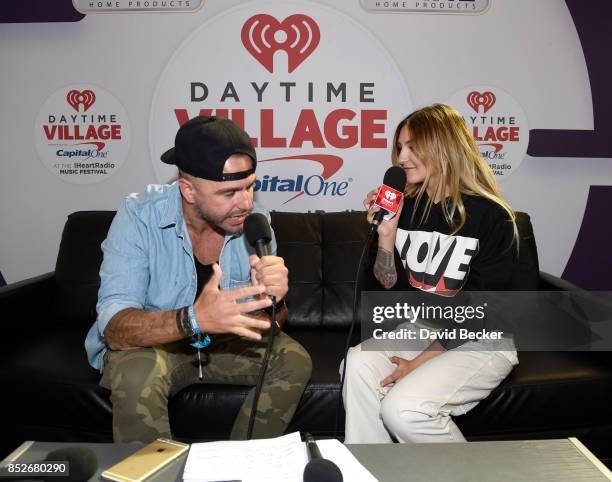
[194,263,272,340]
[249,254,289,301]
[248,259,288,334]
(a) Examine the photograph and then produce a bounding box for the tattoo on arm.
[373,247,397,289]
[104,308,183,350]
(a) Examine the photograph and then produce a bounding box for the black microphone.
[369,165,407,234]
[244,212,272,257]
[3,447,98,481]
[303,433,343,482]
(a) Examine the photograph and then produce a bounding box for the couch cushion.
[455,351,612,436]
[271,211,370,329]
[270,212,323,328]
[321,212,370,328]
[54,211,116,324]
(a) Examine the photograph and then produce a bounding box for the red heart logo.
[66,90,96,112]
[241,14,320,73]
[467,91,496,113]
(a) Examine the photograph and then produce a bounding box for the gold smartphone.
[101,438,190,482]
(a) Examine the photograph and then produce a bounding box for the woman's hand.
[363,188,379,224]
[364,187,404,246]
[380,342,446,387]
[380,356,420,387]
[364,198,404,252]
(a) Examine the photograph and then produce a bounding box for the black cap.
[161,116,257,181]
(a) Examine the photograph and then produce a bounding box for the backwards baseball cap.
[161,116,257,181]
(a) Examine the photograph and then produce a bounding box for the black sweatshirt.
[388,193,517,349]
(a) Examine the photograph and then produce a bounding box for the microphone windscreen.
[383,165,407,192]
[244,213,272,246]
[44,447,98,482]
[303,458,343,482]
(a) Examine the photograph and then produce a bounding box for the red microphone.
[369,166,407,234]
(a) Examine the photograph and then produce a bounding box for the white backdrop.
[1,0,608,284]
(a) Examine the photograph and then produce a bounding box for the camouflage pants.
[99,332,312,443]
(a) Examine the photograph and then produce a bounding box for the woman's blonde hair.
[392,103,517,241]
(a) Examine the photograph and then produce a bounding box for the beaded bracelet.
[187,305,211,348]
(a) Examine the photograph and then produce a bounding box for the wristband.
[187,304,211,348]
[176,307,193,337]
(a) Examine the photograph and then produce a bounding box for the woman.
[342,103,519,444]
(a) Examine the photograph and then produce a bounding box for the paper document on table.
[182,431,377,482]
[182,432,304,482]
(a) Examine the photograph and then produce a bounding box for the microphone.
[369,165,407,234]
[244,212,272,257]
[3,447,98,481]
[243,211,280,315]
[303,433,343,482]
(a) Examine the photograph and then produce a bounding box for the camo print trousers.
[99,332,312,443]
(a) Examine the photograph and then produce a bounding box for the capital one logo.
[241,14,320,73]
[66,89,96,112]
[467,91,496,114]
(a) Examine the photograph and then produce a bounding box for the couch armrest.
[0,272,56,333]
[538,271,583,291]
[539,271,612,361]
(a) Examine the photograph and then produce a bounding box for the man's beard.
[194,202,249,234]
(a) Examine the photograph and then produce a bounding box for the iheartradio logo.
[467,91,496,114]
[35,84,130,185]
[241,14,320,73]
[66,89,96,112]
[385,191,397,201]
[374,185,402,214]
[446,86,529,180]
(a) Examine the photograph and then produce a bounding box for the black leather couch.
[1,210,611,467]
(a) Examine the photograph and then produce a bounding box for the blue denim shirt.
[84,182,277,371]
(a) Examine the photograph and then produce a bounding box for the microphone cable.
[334,225,377,438]
[246,295,278,440]
[335,167,406,438]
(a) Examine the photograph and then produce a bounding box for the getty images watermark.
[361,291,612,351]
[370,300,506,343]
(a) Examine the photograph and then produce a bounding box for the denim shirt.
[84,182,277,371]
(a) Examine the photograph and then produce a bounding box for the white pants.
[341,326,518,444]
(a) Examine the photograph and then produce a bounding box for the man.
[85,116,312,443]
